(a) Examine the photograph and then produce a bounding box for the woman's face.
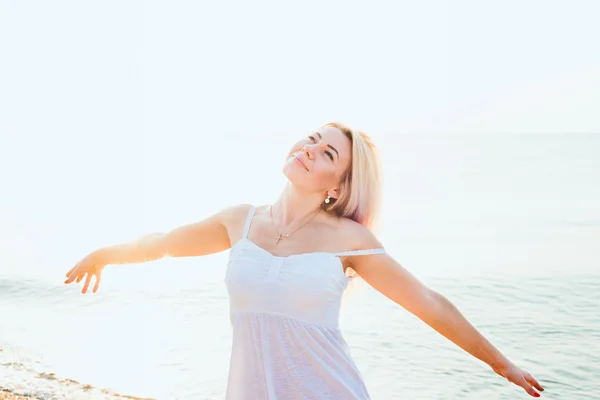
[283,126,352,198]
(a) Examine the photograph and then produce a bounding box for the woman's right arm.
[99,204,246,263]
[64,204,249,293]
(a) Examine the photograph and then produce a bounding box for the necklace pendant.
[276,233,283,244]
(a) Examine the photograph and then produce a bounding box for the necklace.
[269,205,321,244]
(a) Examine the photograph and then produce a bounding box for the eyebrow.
[314,132,339,160]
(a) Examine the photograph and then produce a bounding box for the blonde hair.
[319,122,383,286]
[320,122,383,232]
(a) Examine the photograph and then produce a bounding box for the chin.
[282,163,297,181]
[282,164,307,186]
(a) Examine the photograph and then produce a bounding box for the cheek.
[313,164,341,185]
[288,140,306,155]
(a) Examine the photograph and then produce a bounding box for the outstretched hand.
[494,362,544,397]
[64,251,106,294]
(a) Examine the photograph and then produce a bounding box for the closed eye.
[307,134,334,161]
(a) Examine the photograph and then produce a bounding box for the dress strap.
[334,247,386,257]
[241,205,256,239]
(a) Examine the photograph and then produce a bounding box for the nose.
[302,144,314,159]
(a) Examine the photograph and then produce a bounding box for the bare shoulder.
[218,203,253,222]
[158,203,253,258]
[218,203,254,231]
[335,216,383,251]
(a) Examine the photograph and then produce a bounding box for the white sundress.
[224,206,386,400]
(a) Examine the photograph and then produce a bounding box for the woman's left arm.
[350,251,545,398]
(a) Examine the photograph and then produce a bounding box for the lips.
[293,155,309,171]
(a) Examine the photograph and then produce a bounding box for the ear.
[327,188,340,200]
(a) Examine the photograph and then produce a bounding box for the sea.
[1,133,599,399]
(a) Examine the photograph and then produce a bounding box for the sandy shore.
[0,390,38,400]
[0,387,153,400]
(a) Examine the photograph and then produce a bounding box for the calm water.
[1,134,599,399]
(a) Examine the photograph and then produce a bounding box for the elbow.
[141,232,169,260]
[413,289,454,327]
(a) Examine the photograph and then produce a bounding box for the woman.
[64,122,544,399]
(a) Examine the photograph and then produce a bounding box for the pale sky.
[2,0,599,137]
[1,1,599,279]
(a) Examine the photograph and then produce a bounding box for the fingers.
[525,386,540,397]
[82,274,92,294]
[66,271,100,294]
[526,372,544,392]
[517,376,540,398]
[65,261,81,278]
[65,259,102,294]
[92,273,101,293]
[64,271,79,284]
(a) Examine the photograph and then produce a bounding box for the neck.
[272,183,324,227]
